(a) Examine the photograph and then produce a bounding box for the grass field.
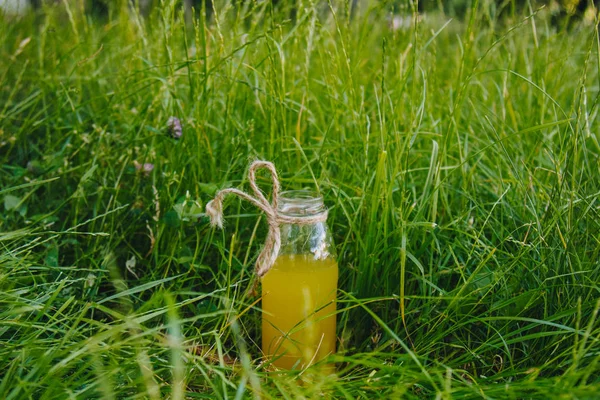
[1,1,600,398]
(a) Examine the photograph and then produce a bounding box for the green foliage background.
[1,0,599,398]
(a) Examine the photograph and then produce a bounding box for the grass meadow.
[1,1,600,398]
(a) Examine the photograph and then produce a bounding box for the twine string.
[205,160,327,277]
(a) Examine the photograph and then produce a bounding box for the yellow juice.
[261,254,338,370]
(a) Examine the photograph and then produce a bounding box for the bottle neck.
[277,190,327,219]
[276,190,335,259]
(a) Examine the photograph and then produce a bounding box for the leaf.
[4,195,21,211]
[187,202,203,216]
[177,256,195,264]
[4,192,28,216]
[199,183,218,196]
[97,275,180,305]
[173,202,185,218]
[126,256,136,270]
[80,164,98,184]
[45,246,59,268]
[163,209,181,228]
[173,199,204,221]
[177,246,193,266]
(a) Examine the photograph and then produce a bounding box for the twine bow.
[205,161,327,277]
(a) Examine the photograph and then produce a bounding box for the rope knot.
[205,196,224,228]
[205,161,326,277]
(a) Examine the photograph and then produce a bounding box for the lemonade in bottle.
[261,191,338,370]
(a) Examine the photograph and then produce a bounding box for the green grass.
[1,0,600,398]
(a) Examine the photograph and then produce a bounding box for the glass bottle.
[261,190,338,370]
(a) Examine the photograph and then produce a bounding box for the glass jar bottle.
[261,190,338,370]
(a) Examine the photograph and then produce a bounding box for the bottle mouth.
[277,190,326,217]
